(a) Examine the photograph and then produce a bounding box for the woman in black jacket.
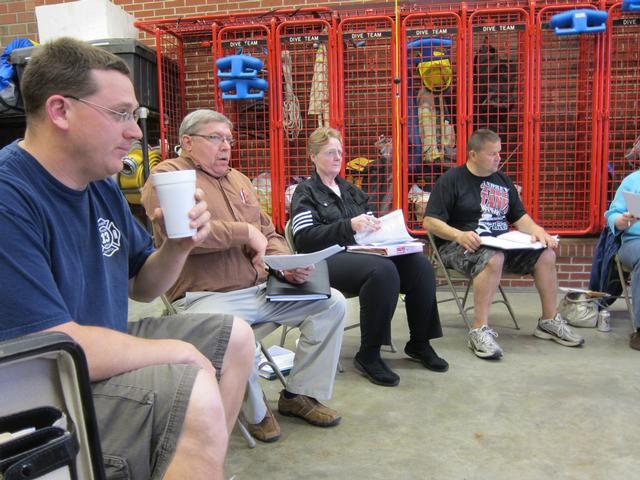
[290,127,447,387]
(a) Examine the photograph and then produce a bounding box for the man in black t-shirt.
[424,129,584,359]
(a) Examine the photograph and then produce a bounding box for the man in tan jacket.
[142,109,346,443]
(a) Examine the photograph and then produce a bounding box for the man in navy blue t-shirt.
[0,38,253,480]
[424,129,584,360]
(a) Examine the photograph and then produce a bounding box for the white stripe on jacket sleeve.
[291,211,313,235]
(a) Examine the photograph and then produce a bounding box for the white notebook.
[258,345,295,380]
[481,231,558,250]
[353,209,414,245]
[347,241,424,257]
[622,191,640,217]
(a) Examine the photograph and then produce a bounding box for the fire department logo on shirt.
[98,218,121,257]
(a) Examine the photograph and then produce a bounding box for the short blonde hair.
[308,127,343,157]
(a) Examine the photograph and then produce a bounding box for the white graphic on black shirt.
[98,218,121,257]
[476,181,509,236]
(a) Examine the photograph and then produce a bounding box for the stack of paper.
[353,209,414,245]
[263,244,343,270]
[258,345,295,380]
[480,231,559,250]
[349,210,421,256]
[622,191,640,217]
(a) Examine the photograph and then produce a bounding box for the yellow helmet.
[408,38,453,93]
[417,51,452,92]
[346,157,374,173]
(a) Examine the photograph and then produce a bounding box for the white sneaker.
[534,313,585,347]
[468,325,503,359]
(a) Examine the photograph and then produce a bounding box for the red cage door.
[273,18,338,231]
[533,5,604,235]
[401,11,465,234]
[214,24,278,225]
[600,4,640,231]
[467,8,533,212]
[337,15,400,222]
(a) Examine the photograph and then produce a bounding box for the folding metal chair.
[281,220,368,346]
[614,254,636,331]
[426,231,519,330]
[159,294,288,448]
[160,293,177,316]
[281,220,397,365]
[236,321,289,448]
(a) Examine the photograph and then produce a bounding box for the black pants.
[326,251,442,348]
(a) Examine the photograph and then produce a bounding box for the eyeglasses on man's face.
[64,95,141,123]
[189,133,236,147]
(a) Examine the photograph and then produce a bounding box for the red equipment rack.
[336,15,399,221]
[134,1,637,236]
[273,17,338,230]
[533,4,604,234]
[601,3,640,230]
[467,7,533,211]
[212,23,276,223]
[401,11,466,233]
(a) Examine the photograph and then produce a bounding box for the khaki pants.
[173,284,346,424]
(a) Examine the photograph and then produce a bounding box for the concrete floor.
[129,290,640,480]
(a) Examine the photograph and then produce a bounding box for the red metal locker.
[213,24,276,221]
[401,11,465,234]
[601,3,640,229]
[273,17,337,230]
[337,15,399,221]
[533,5,604,234]
[467,8,533,211]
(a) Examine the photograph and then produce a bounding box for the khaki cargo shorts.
[92,313,233,480]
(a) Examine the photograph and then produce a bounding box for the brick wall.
[554,238,597,290]
[0,0,375,49]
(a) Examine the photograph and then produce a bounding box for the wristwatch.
[267,266,287,281]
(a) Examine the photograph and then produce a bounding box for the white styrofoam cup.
[151,169,197,239]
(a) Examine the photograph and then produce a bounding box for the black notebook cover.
[266,260,331,302]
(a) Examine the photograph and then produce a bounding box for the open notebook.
[480,231,558,250]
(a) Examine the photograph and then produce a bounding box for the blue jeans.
[617,238,640,329]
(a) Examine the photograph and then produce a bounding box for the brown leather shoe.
[630,332,640,351]
[247,402,281,443]
[278,391,341,427]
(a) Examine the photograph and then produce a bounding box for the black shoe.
[404,342,449,372]
[354,353,400,387]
